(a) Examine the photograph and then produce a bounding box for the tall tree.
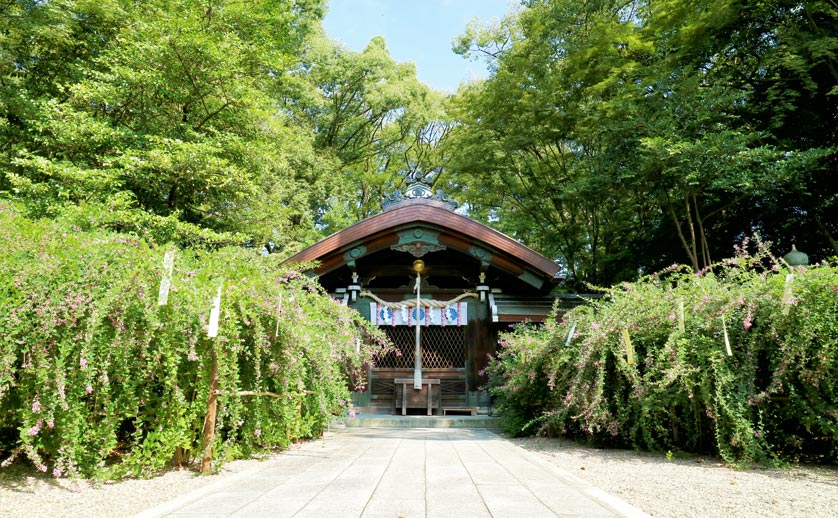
[303,34,451,230]
[0,0,333,250]
[448,0,836,286]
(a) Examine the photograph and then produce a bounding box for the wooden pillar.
[471,320,493,390]
[200,349,219,474]
[468,319,491,391]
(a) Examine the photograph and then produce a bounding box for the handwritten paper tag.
[564,322,577,347]
[622,328,635,365]
[208,286,222,338]
[157,249,176,306]
[722,314,732,356]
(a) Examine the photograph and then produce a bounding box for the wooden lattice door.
[377,326,466,369]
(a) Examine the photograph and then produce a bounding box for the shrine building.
[284,181,561,415]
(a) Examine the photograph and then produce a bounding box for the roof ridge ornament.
[381,173,458,211]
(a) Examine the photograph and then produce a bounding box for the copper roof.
[286,197,559,282]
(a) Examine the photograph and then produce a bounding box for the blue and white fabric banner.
[370,302,467,327]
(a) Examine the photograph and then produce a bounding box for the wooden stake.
[201,349,219,474]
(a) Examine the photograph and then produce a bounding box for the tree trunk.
[692,193,711,269]
[664,191,700,271]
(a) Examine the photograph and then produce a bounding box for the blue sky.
[322,0,515,92]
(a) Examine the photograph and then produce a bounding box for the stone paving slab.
[135,428,649,518]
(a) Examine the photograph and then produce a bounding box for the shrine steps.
[337,414,501,430]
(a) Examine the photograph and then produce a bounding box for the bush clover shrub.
[0,202,388,478]
[488,241,838,464]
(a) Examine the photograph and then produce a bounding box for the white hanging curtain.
[371,301,467,327]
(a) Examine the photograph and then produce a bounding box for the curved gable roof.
[286,198,559,286]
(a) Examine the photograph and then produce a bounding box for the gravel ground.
[1,432,836,518]
[513,436,838,518]
[0,446,299,518]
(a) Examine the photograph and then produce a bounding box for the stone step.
[339,414,501,430]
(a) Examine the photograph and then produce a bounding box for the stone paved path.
[136,427,648,518]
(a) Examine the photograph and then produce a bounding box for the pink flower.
[32,398,41,413]
[27,419,43,436]
[79,358,88,369]
[254,429,261,438]
[348,411,356,418]
[85,385,93,394]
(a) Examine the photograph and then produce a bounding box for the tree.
[447,0,836,286]
[448,0,659,285]
[0,0,334,250]
[303,34,451,230]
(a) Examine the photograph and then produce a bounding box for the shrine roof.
[285,196,560,284]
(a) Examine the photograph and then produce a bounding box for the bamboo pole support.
[200,349,219,474]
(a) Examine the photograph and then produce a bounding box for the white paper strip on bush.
[208,285,222,338]
[622,328,635,365]
[157,249,176,306]
[678,299,685,333]
[722,314,732,356]
[564,321,577,347]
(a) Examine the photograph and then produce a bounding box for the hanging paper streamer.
[157,249,176,306]
[564,321,577,347]
[722,314,732,356]
[678,299,685,333]
[622,328,635,365]
[208,285,222,338]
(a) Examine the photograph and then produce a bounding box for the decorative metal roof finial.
[783,245,808,267]
[381,170,458,211]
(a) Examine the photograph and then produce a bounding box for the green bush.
[489,241,838,464]
[0,202,387,478]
